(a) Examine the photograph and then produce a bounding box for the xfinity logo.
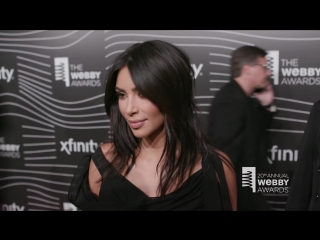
[0,66,14,83]
[1,202,25,211]
[60,138,98,155]
[267,145,298,164]
[191,63,203,79]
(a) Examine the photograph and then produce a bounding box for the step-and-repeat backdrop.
[0,30,319,211]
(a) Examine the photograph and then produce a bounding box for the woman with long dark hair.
[68,40,237,211]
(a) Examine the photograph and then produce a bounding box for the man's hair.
[230,45,267,78]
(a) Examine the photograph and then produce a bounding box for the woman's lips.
[128,120,145,129]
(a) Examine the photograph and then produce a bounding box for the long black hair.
[103,40,222,196]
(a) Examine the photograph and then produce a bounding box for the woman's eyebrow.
[115,86,137,92]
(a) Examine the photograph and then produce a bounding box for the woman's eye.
[116,92,125,99]
[138,92,144,98]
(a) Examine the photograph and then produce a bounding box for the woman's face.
[116,66,165,140]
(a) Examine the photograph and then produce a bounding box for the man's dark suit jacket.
[206,79,274,211]
[286,100,320,211]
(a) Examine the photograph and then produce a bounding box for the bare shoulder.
[88,158,101,196]
[214,149,234,170]
[100,142,114,162]
[214,149,237,211]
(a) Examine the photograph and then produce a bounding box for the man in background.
[206,45,277,211]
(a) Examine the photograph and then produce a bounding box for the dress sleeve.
[202,151,235,211]
[68,154,99,210]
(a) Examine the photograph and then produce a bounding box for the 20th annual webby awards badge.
[242,167,290,193]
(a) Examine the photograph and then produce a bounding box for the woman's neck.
[140,126,166,151]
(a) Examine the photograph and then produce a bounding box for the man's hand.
[253,84,274,106]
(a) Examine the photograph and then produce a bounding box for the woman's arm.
[216,150,237,211]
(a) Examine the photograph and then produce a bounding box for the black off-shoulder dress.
[68,147,233,211]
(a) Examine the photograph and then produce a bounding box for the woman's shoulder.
[91,142,114,169]
[202,148,237,211]
[202,148,235,180]
[100,142,113,157]
[213,149,234,169]
[87,142,114,197]
[202,148,233,167]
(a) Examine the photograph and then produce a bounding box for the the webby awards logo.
[54,57,101,87]
[266,50,320,86]
[266,50,280,85]
[54,57,70,86]
[242,167,289,193]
